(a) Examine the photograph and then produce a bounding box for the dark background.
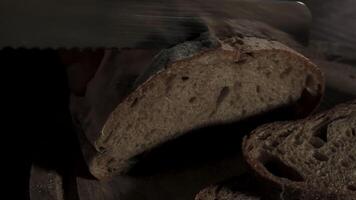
[2,0,356,199]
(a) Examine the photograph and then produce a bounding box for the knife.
[0,0,311,49]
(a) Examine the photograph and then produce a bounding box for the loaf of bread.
[243,101,356,200]
[71,20,324,179]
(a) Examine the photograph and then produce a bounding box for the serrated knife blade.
[0,0,311,48]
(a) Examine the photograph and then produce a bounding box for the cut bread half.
[243,101,356,200]
[71,20,324,179]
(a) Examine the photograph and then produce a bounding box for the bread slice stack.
[71,20,324,179]
[196,101,356,200]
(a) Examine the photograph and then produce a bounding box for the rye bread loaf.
[243,101,356,200]
[71,20,324,179]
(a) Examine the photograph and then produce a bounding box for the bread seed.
[247,145,254,152]
[313,151,329,162]
[165,74,176,93]
[181,76,189,81]
[107,158,115,165]
[277,148,285,155]
[216,87,230,107]
[279,131,292,138]
[233,81,242,91]
[265,71,272,77]
[280,66,293,79]
[294,135,304,145]
[341,160,350,168]
[309,137,325,148]
[189,97,197,103]
[330,147,337,153]
[256,85,261,93]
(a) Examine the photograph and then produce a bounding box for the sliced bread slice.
[30,165,65,200]
[195,174,262,200]
[73,20,324,179]
[195,186,259,200]
[243,101,356,200]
